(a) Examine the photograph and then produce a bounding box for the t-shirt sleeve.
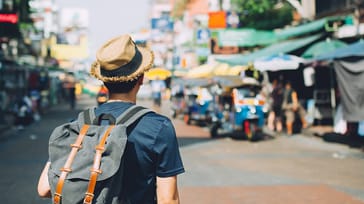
[154,118,185,177]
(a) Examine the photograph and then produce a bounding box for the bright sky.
[56,0,152,59]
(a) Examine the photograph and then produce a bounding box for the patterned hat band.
[100,46,142,78]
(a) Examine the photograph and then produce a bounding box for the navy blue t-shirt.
[95,102,185,203]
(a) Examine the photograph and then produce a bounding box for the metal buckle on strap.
[95,145,105,151]
[70,143,82,149]
[53,193,62,204]
[60,167,72,172]
[83,192,94,204]
[90,168,102,174]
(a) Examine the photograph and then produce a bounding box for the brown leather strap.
[54,124,90,204]
[83,125,115,204]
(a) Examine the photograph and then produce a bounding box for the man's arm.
[291,91,299,111]
[156,176,180,204]
[37,162,51,198]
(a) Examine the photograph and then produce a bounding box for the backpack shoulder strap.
[77,107,96,125]
[53,124,91,204]
[115,105,153,127]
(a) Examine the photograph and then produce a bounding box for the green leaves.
[231,0,293,30]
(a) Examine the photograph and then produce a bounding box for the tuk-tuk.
[209,76,266,140]
[181,78,214,126]
[170,78,186,119]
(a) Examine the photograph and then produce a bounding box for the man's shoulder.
[91,103,172,123]
[141,110,172,124]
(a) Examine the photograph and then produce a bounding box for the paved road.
[0,94,363,204]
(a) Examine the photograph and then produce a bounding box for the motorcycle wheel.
[183,113,191,125]
[210,123,219,138]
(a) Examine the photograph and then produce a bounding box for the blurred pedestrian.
[0,79,7,124]
[37,34,184,203]
[63,72,77,109]
[171,82,185,118]
[38,68,50,113]
[151,77,166,107]
[282,81,308,135]
[14,94,33,130]
[267,79,284,133]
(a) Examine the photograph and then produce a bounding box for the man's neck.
[108,93,136,104]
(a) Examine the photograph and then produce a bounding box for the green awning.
[217,29,277,47]
[216,34,323,66]
[216,16,346,48]
[275,18,327,40]
[275,16,347,40]
[301,38,348,59]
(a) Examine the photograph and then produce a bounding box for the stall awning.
[301,38,348,59]
[217,29,276,47]
[275,18,327,40]
[185,64,217,78]
[216,17,341,47]
[275,16,346,40]
[145,67,172,80]
[212,63,230,76]
[314,40,364,61]
[216,34,323,66]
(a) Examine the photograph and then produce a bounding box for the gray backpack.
[48,105,152,204]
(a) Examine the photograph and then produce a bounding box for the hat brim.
[90,45,154,83]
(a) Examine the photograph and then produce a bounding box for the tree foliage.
[172,0,189,19]
[231,0,293,30]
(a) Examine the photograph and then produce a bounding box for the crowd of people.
[266,79,308,135]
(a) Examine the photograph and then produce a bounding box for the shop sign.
[208,11,226,29]
[217,29,276,47]
[0,13,18,24]
[151,17,174,32]
[196,28,211,44]
[226,11,240,28]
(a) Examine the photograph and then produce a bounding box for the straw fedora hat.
[90,34,154,82]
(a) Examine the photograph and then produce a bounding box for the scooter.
[96,85,109,106]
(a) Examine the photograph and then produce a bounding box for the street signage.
[0,13,18,24]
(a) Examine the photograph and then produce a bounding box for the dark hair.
[104,75,142,94]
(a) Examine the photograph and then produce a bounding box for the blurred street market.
[1,0,364,203]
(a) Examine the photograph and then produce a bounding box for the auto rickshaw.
[182,78,214,126]
[170,78,186,119]
[209,76,266,141]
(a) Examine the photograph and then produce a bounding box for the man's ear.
[138,75,144,85]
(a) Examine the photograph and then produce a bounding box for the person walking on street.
[267,79,284,133]
[63,72,77,109]
[282,81,308,135]
[151,77,166,107]
[37,34,185,203]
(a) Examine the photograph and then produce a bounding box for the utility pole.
[354,0,364,38]
[286,0,316,20]
[286,0,308,19]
